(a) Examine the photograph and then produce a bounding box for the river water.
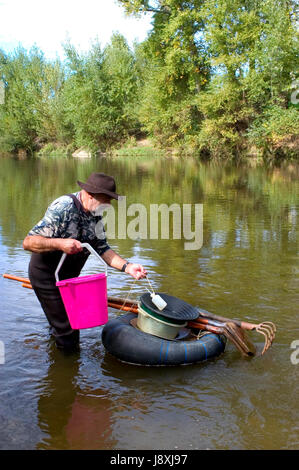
[0,155,298,450]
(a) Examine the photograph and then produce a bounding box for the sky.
[0,0,153,60]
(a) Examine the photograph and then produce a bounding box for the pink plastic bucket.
[56,273,108,329]
[55,243,108,330]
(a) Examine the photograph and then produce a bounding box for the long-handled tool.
[103,295,275,356]
[3,274,276,356]
[101,296,257,356]
[194,308,276,356]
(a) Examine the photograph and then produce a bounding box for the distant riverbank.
[1,134,299,165]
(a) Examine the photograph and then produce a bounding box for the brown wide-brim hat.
[77,172,121,200]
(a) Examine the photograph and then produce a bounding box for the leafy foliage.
[119,0,299,159]
[0,46,70,153]
[62,34,139,152]
[0,1,298,159]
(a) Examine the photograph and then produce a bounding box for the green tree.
[120,1,211,148]
[62,34,139,152]
[0,47,42,152]
[0,46,70,153]
[119,0,299,158]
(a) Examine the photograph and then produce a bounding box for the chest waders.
[28,194,90,349]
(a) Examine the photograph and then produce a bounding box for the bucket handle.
[55,242,108,282]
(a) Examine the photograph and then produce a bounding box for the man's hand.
[125,263,147,280]
[59,239,83,255]
[98,248,147,279]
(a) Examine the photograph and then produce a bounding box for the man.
[23,172,147,350]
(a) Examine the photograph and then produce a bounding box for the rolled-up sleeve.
[90,238,111,256]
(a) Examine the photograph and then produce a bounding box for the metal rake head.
[255,322,276,355]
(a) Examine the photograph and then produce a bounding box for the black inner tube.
[102,313,226,366]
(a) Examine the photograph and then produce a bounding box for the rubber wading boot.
[55,330,80,351]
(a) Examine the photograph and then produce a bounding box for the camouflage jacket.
[28,192,110,256]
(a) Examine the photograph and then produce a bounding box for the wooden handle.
[22,283,33,289]
[197,308,258,330]
[3,273,31,284]
[188,320,223,333]
[107,296,138,308]
[108,302,139,313]
[3,273,260,332]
